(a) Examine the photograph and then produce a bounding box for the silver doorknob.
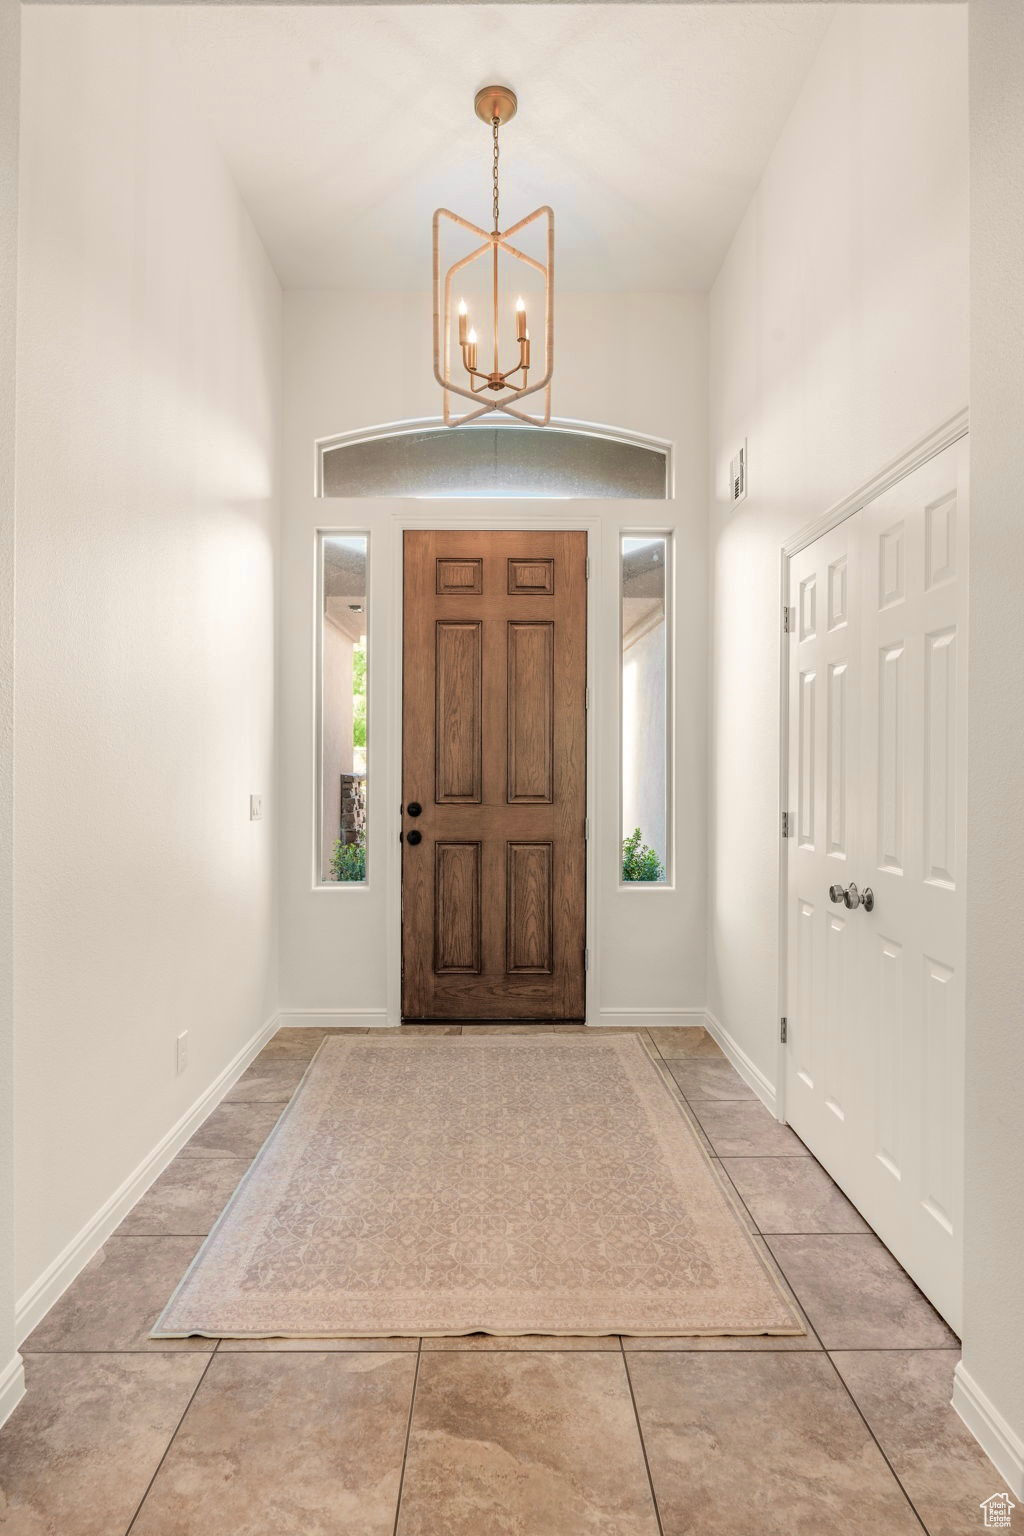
[829,882,874,913]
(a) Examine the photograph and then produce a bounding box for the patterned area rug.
[153,1035,803,1339]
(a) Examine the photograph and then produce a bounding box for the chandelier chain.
[492,117,500,232]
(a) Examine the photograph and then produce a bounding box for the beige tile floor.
[0,1024,1001,1535]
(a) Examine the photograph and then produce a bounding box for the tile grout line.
[713,1155,874,1242]
[419,1346,616,1353]
[122,1348,218,1536]
[762,1261,932,1536]
[620,1339,667,1536]
[746,1228,874,1236]
[390,1337,423,1536]
[709,1146,828,1350]
[712,1159,762,1235]
[822,1349,931,1535]
[16,1340,958,1355]
[738,1130,955,1529]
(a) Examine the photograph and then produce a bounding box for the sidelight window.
[317,533,368,884]
[620,534,670,884]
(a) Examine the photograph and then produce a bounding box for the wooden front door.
[402,530,587,1020]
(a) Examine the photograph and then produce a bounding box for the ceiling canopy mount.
[473,84,518,127]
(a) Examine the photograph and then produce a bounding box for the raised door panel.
[435,622,482,803]
[506,842,553,974]
[797,669,816,849]
[827,662,849,858]
[872,932,904,1184]
[433,843,482,974]
[792,898,816,1094]
[878,521,905,609]
[508,558,554,596]
[436,558,483,595]
[822,909,850,1125]
[507,622,554,804]
[923,627,957,888]
[877,643,905,874]
[921,955,956,1237]
[924,493,956,591]
[827,556,848,631]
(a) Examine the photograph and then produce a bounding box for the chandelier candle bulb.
[458,299,468,345]
[515,297,527,341]
[466,327,478,372]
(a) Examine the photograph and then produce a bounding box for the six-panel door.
[785,438,968,1329]
[402,530,587,1020]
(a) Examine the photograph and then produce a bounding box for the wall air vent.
[730,441,747,503]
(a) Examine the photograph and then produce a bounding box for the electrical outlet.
[250,794,263,821]
[176,1030,189,1076]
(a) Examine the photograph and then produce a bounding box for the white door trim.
[385,511,602,1026]
[775,407,969,1121]
[781,410,969,561]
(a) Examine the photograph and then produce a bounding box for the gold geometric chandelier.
[433,85,554,428]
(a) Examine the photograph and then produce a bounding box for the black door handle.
[406,829,423,846]
[406,802,423,818]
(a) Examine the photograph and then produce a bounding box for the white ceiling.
[163,4,835,292]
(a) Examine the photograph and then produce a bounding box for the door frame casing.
[385,510,602,1027]
[775,406,969,1126]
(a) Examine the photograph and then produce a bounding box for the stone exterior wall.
[339,773,366,846]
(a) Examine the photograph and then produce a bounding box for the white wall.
[706,4,968,1080]
[0,0,24,1426]
[14,9,282,1304]
[279,290,708,1025]
[958,0,1024,1495]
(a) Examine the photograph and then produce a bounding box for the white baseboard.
[953,1362,1024,1497]
[276,1009,390,1030]
[702,1009,777,1115]
[594,1008,708,1030]
[15,1012,280,1346]
[0,1351,25,1430]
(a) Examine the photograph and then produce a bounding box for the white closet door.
[785,516,863,1178]
[858,438,968,1329]
[785,437,968,1331]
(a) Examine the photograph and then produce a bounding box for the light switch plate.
[250,794,263,821]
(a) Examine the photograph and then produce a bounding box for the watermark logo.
[981,1492,1016,1529]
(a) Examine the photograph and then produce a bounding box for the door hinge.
[585,687,590,710]
[783,605,794,634]
[584,818,590,841]
[781,810,793,838]
[585,556,591,580]
[584,948,591,972]
[780,1016,788,1044]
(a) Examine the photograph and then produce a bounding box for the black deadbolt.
[406,802,423,818]
[406,829,423,846]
